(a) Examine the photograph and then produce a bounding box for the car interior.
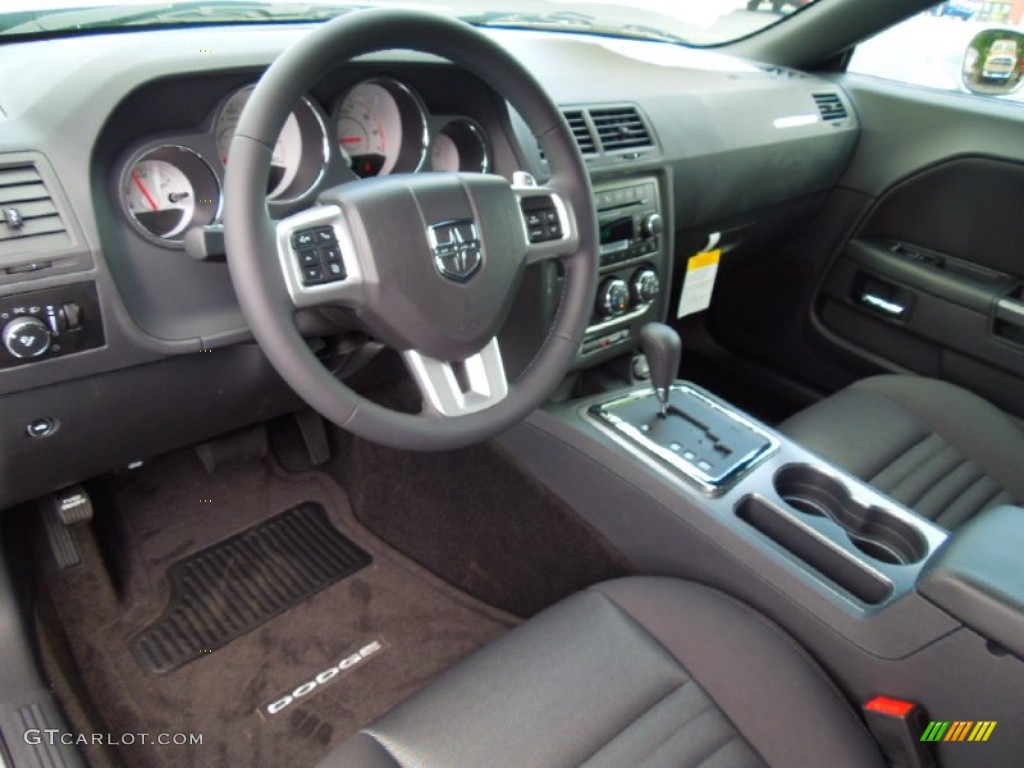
[1,0,1022,765]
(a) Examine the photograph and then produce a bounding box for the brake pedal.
[40,485,94,570]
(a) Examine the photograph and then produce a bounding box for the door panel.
[705,74,1024,419]
[814,78,1024,417]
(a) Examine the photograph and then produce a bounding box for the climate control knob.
[642,213,664,238]
[3,316,50,359]
[631,268,660,305]
[597,278,630,318]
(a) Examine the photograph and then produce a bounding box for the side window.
[848,2,1024,102]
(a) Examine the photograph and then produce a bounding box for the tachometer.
[120,146,219,245]
[216,85,326,201]
[335,79,428,178]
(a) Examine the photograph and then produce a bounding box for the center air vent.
[0,163,69,258]
[812,92,849,122]
[757,65,807,80]
[539,105,655,161]
[590,107,652,152]
[563,110,597,155]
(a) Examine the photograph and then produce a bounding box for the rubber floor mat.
[131,502,371,675]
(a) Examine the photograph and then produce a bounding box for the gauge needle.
[340,137,362,145]
[131,171,160,211]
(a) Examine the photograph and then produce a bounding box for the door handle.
[995,296,1024,328]
[858,292,908,317]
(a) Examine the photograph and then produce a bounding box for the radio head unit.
[596,179,663,268]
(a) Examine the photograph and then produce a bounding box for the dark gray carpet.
[327,430,635,618]
[31,451,515,768]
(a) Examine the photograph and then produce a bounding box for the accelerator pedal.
[40,485,93,570]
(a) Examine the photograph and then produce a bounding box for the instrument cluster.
[117,77,491,247]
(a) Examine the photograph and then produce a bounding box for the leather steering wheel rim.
[223,8,597,450]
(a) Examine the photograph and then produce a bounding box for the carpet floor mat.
[131,503,372,675]
[31,451,516,768]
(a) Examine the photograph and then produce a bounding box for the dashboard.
[0,21,858,508]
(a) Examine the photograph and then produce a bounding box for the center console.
[574,321,946,611]
[583,377,946,610]
[503,348,953,651]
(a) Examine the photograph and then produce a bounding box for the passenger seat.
[778,375,1023,531]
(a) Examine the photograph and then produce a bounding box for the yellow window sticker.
[676,249,721,318]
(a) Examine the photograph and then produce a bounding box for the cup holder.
[774,465,928,566]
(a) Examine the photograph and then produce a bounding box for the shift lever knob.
[640,322,681,416]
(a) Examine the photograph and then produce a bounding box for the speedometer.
[216,85,327,202]
[335,79,428,178]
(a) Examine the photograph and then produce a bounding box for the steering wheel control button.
[520,197,563,243]
[302,265,325,285]
[291,230,317,249]
[26,418,58,439]
[291,226,346,286]
[3,316,51,358]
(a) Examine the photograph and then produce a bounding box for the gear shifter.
[592,322,774,491]
[639,322,681,417]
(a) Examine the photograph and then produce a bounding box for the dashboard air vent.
[757,64,806,80]
[0,164,69,256]
[591,107,652,152]
[563,110,597,155]
[812,92,848,122]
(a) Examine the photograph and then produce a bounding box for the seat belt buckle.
[862,696,936,768]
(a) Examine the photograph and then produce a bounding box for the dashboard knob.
[642,213,664,237]
[597,278,630,318]
[3,316,51,359]
[631,268,660,305]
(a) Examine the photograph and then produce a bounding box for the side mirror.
[962,29,1024,96]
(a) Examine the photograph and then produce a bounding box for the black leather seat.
[319,578,882,767]
[780,375,1024,531]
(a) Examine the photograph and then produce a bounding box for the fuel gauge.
[120,146,220,245]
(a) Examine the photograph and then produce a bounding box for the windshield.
[0,0,820,47]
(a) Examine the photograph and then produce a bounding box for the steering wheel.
[223,9,597,451]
